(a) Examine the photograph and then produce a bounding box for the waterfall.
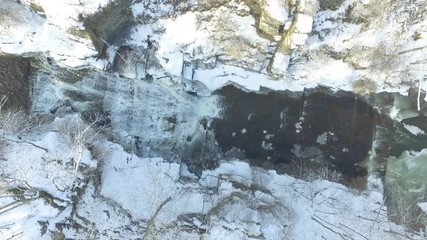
[365,125,384,193]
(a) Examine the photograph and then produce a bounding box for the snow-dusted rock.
[1,0,427,238]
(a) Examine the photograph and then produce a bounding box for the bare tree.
[59,115,108,173]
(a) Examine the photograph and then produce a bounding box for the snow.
[128,24,155,47]
[270,52,291,76]
[419,202,427,214]
[1,0,426,97]
[119,2,360,94]
[0,0,106,67]
[162,13,202,45]
[1,0,427,238]
[101,145,187,221]
[192,59,355,93]
[316,132,328,145]
[266,0,289,23]
[295,14,313,33]
[3,0,424,95]
[131,1,145,16]
[403,123,426,136]
[98,144,425,239]
[154,12,210,78]
[0,198,59,240]
[0,120,425,239]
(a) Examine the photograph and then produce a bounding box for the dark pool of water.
[211,85,377,176]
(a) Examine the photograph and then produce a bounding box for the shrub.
[0,96,34,136]
[59,115,107,172]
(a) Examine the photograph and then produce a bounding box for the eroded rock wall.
[0,56,30,111]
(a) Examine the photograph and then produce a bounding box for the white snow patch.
[295,14,313,33]
[270,52,291,76]
[0,198,59,240]
[266,0,289,23]
[403,124,426,136]
[131,1,145,16]
[101,144,205,222]
[418,202,427,214]
[200,161,253,188]
[156,12,210,77]
[292,32,310,46]
[316,132,328,145]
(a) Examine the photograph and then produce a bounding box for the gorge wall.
[1,0,427,231]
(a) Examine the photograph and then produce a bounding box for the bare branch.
[142,196,173,240]
[311,214,351,240]
[0,136,48,153]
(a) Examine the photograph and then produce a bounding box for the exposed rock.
[205,8,269,70]
[243,0,290,38]
[0,55,30,111]
[268,1,317,78]
[132,0,196,23]
[83,0,135,57]
[319,0,344,11]
[197,0,231,10]
[259,0,288,37]
[2,0,427,238]
[0,1,38,40]
[352,78,378,95]
[111,45,161,80]
[30,53,221,171]
[30,57,104,114]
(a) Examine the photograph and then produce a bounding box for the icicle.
[417,77,422,111]
[424,75,427,103]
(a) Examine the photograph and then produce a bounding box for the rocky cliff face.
[0,56,30,111]
[1,0,427,236]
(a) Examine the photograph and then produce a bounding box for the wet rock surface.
[0,55,30,111]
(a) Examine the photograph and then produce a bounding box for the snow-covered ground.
[0,119,425,239]
[0,0,111,68]
[2,0,426,95]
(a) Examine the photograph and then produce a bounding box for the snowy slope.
[0,122,425,239]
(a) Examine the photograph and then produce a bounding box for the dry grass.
[0,96,34,136]
[352,78,377,95]
[347,0,395,29]
[205,10,265,69]
[306,166,343,182]
[0,109,33,135]
[223,37,253,59]
[385,182,427,231]
[344,45,400,76]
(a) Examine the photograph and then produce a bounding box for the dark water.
[211,85,377,176]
